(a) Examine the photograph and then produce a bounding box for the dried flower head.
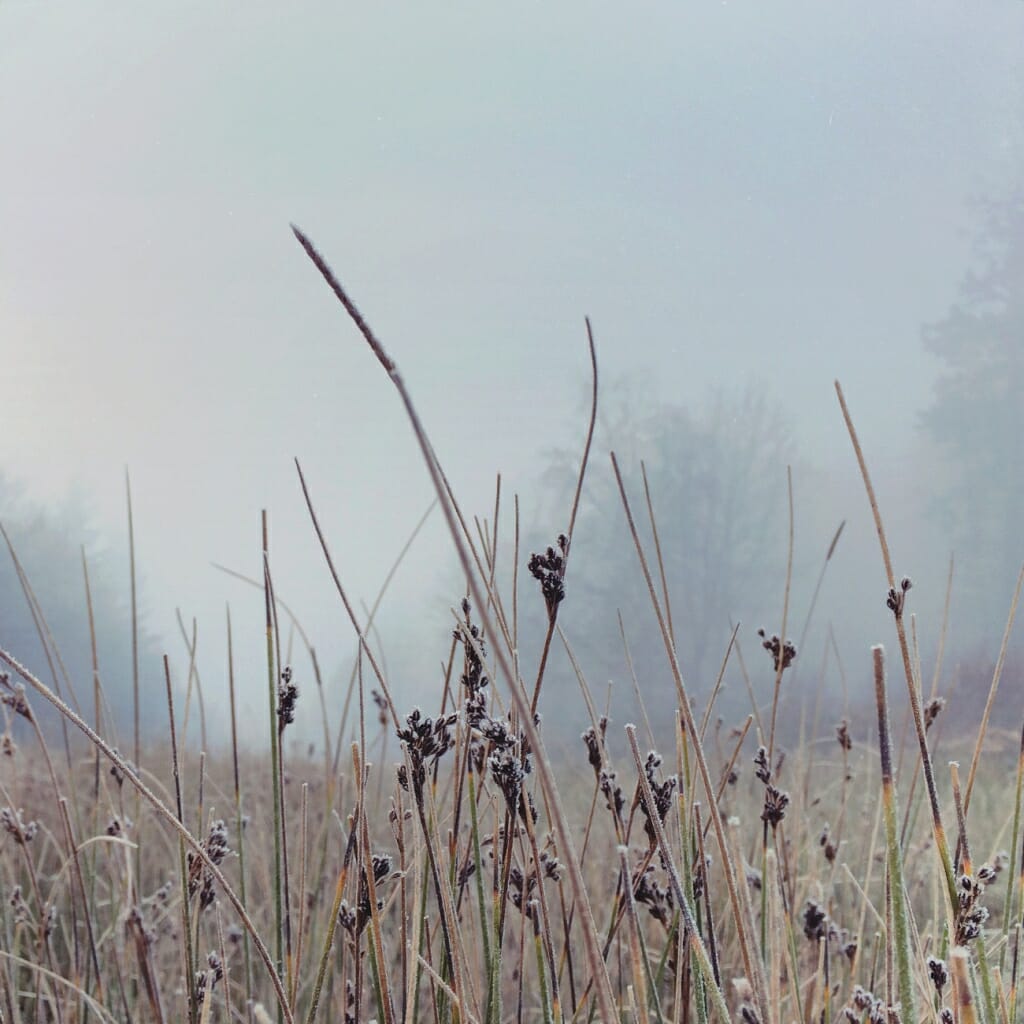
[753,745,771,784]
[194,951,225,1006]
[600,769,625,822]
[338,853,393,937]
[886,576,913,618]
[528,535,568,622]
[638,750,677,847]
[977,863,999,886]
[371,689,389,727]
[187,819,231,911]
[757,629,796,672]
[761,785,789,829]
[924,697,946,731]
[8,885,30,925]
[634,863,674,926]
[396,707,458,796]
[0,807,38,845]
[581,716,608,779]
[489,749,526,812]
[819,824,838,863]
[954,872,989,945]
[851,986,873,1012]
[455,602,489,694]
[277,666,298,730]
[740,1004,761,1024]
[836,720,853,751]
[0,677,31,720]
[108,750,138,788]
[802,900,828,941]
[927,956,949,993]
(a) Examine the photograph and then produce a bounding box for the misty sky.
[2,3,1022,741]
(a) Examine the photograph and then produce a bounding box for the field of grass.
[1,229,1021,1024]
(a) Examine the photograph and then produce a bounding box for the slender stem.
[165,656,198,1024]
[873,646,915,1024]
[767,466,795,766]
[291,224,619,1024]
[835,380,958,916]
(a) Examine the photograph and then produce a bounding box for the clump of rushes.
[15,256,1024,1024]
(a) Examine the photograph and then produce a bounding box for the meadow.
[0,227,1021,1024]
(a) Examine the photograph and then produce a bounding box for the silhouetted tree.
[921,194,1024,635]
[531,384,798,733]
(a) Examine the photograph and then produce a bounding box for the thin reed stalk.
[835,380,958,916]
[291,223,620,1024]
[872,645,915,1024]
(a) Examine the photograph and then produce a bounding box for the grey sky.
[2,3,1021,739]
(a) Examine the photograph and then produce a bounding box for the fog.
[2,3,1022,750]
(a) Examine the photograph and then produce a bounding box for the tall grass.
[0,231,1021,1024]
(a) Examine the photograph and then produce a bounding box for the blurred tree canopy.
[528,384,798,735]
[921,194,1024,636]
[0,473,159,743]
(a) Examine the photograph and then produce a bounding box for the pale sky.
[2,2,1021,744]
